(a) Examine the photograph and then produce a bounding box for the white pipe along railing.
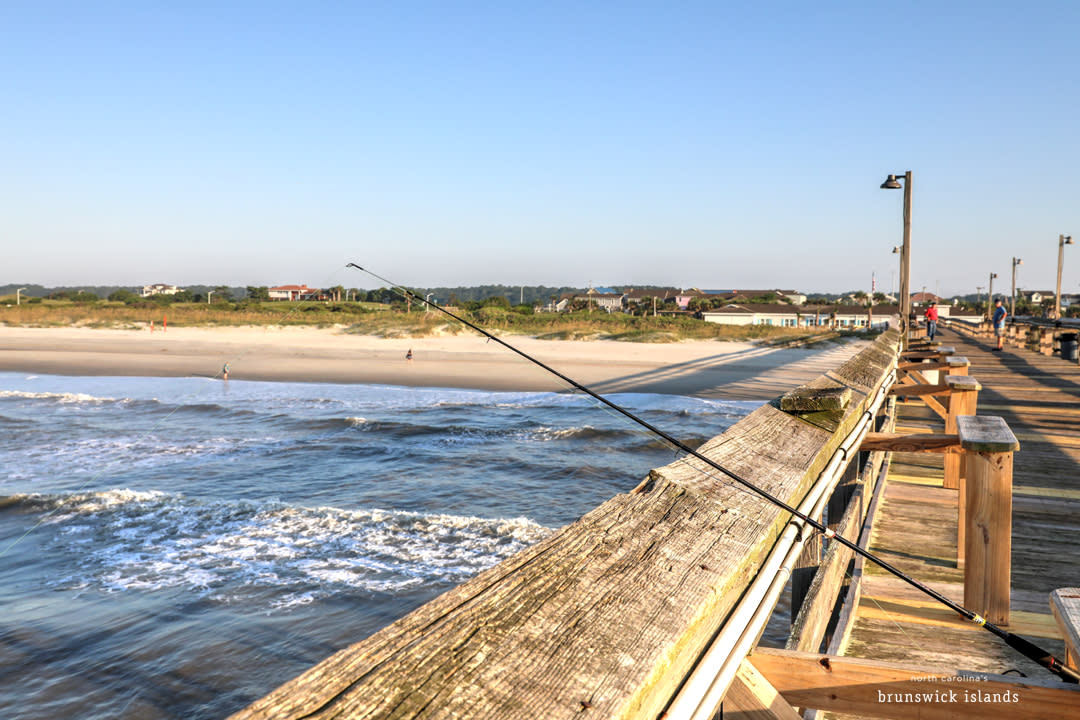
[664,369,896,720]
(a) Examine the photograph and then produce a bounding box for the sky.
[3,1,1078,296]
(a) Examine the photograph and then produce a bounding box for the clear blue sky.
[4,1,1078,296]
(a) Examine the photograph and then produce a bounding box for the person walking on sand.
[924,301,939,341]
[992,298,1007,351]
[222,362,230,380]
[405,348,413,363]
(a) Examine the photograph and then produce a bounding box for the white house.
[702,304,897,330]
[141,284,181,297]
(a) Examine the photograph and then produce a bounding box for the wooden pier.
[231,325,1080,719]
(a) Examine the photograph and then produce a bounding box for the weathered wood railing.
[231,331,902,720]
[951,316,1080,361]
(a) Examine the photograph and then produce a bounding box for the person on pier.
[992,298,1007,351]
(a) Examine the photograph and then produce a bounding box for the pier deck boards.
[833,327,1080,716]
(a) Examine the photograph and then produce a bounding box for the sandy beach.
[0,325,865,400]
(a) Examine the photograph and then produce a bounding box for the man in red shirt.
[924,301,939,341]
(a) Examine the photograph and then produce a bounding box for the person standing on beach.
[924,301,939,341]
[222,362,230,380]
[405,349,413,363]
[992,298,1007,351]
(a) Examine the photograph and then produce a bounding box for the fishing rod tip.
[346,263,364,270]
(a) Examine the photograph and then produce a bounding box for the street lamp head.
[892,246,901,254]
[880,174,903,190]
[991,273,998,279]
[1065,235,1074,245]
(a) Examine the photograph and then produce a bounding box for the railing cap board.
[956,415,1019,452]
[944,375,981,392]
[946,356,970,367]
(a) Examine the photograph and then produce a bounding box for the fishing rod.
[346,263,1080,684]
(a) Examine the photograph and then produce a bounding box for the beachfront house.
[702,304,897,330]
[573,288,626,313]
[141,283,182,297]
[268,284,324,301]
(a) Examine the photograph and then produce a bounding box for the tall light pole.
[207,290,215,305]
[881,171,912,343]
[425,293,434,313]
[1055,234,1073,319]
[976,285,984,315]
[1011,257,1023,318]
[16,287,26,306]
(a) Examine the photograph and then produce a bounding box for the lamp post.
[881,171,912,343]
[988,273,998,318]
[425,293,434,313]
[16,288,26,306]
[1055,234,1073,319]
[207,290,215,305]
[1011,257,1023,318]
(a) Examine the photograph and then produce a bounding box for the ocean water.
[0,372,763,719]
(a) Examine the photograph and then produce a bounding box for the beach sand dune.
[0,326,865,400]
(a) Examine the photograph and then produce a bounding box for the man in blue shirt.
[992,298,1007,351]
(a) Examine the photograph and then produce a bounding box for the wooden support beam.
[888,383,949,397]
[722,658,803,720]
[901,346,955,360]
[943,375,981,491]
[749,647,1080,720]
[897,360,948,372]
[860,432,960,453]
[788,465,865,651]
[958,416,1018,626]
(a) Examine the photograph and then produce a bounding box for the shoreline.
[0,325,866,400]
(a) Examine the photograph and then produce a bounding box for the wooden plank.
[957,416,1020,453]
[1050,588,1080,669]
[787,480,865,652]
[721,659,803,720]
[944,375,981,392]
[229,333,903,719]
[860,432,960,453]
[749,647,1080,720]
[856,595,1061,639]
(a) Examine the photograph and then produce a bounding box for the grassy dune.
[0,298,856,345]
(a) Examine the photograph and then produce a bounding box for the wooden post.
[945,356,970,376]
[943,375,980,490]
[791,525,821,629]
[957,415,1019,626]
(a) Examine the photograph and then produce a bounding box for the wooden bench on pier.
[1051,588,1080,672]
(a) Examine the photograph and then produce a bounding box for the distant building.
[910,292,942,306]
[268,284,324,301]
[574,288,626,313]
[141,284,181,297]
[702,304,897,330]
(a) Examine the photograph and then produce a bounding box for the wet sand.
[0,326,866,400]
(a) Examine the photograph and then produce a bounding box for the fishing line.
[347,262,1080,684]
[0,268,351,562]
